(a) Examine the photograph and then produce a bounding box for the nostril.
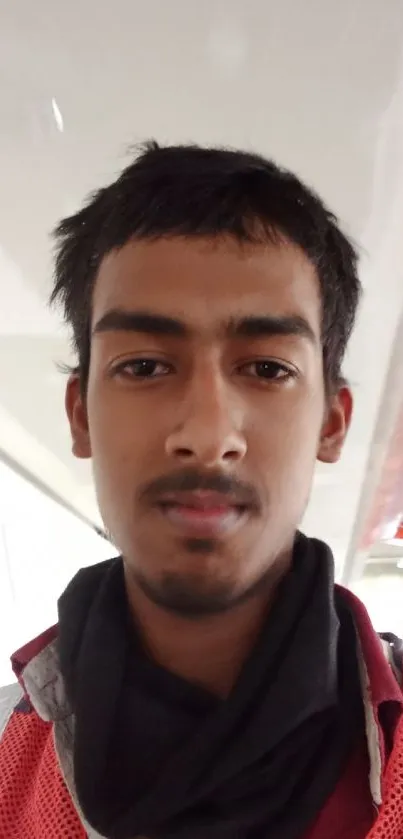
[223,449,241,461]
[175,447,194,459]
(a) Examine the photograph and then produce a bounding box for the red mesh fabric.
[367,713,403,839]
[0,708,85,838]
[2,703,403,837]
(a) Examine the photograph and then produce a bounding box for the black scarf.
[58,533,363,839]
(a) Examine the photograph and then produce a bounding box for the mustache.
[139,467,261,510]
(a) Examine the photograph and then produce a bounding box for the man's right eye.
[114,359,172,379]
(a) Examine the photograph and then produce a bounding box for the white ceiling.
[1,0,403,576]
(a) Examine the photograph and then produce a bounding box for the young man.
[0,143,402,839]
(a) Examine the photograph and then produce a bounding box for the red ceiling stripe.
[360,399,403,549]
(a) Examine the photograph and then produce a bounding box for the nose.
[165,372,247,468]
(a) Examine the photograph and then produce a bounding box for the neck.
[124,565,290,697]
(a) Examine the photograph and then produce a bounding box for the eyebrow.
[228,314,316,343]
[93,310,187,337]
[92,308,317,344]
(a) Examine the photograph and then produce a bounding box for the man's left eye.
[239,360,294,380]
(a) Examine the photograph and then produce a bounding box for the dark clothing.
[58,535,364,839]
[1,535,402,838]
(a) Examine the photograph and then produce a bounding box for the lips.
[156,491,248,536]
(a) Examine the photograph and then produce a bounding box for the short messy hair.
[51,141,361,389]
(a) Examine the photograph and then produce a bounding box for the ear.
[317,385,353,464]
[65,374,92,459]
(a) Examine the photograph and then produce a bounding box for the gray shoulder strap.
[0,683,23,739]
[379,632,403,686]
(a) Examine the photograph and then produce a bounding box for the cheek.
[249,397,323,498]
[90,424,145,494]
[251,390,323,457]
[88,380,144,454]
[87,392,167,508]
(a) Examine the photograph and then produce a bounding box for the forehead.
[92,236,322,335]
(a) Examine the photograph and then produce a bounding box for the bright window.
[0,460,112,686]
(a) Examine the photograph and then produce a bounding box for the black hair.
[51,141,361,389]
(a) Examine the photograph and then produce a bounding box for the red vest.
[1,588,403,838]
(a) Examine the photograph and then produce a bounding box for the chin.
[132,558,271,619]
[130,554,236,613]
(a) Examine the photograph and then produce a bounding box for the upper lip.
[156,490,248,510]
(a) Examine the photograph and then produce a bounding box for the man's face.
[66,236,351,614]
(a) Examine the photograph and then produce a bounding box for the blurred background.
[1,0,403,684]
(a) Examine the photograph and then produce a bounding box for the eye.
[113,358,172,379]
[238,360,296,381]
